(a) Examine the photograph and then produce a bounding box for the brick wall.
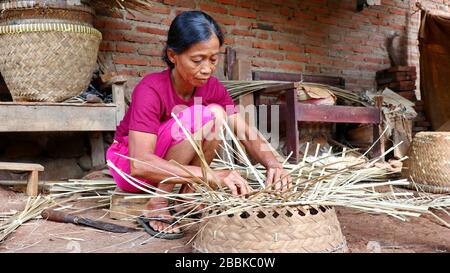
[94,0,450,96]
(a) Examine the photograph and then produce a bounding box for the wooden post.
[286,88,299,163]
[232,60,255,126]
[373,95,384,160]
[89,132,106,168]
[111,76,127,126]
[26,170,39,196]
[224,59,252,164]
[225,47,237,80]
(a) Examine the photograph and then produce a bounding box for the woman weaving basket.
[106,11,292,239]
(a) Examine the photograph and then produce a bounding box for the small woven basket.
[193,205,348,253]
[0,23,101,102]
[0,0,94,26]
[401,131,450,193]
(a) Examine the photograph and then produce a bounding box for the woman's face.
[168,34,221,87]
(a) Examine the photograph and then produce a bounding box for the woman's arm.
[228,113,292,191]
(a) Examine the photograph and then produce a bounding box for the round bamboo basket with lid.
[0,0,94,26]
[193,205,348,253]
[401,131,450,193]
[0,22,101,102]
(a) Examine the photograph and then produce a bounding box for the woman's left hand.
[264,161,293,192]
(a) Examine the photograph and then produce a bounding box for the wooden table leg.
[90,132,106,168]
[286,88,299,163]
[372,124,382,159]
[26,170,39,196]
[373,95,384,160]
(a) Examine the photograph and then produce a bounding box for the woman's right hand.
[212,170,253,196]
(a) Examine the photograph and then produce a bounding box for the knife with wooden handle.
[41,209,137,233]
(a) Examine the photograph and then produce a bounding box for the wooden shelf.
[0,102,118,132]
[0,76,127,168]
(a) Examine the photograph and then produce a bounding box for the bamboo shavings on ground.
[0,211,17,223]
[0,179,117,244]
[0,196,55,243]
[108,114,450,234]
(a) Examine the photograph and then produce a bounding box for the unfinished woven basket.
[193,205,348,253]
[0,0,94,26]
[0,23,101,102]
[402,131,450,193]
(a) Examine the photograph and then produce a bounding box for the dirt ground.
[0,186,449,253]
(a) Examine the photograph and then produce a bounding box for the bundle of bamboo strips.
[47,179,116,199]
[221,80,371,106]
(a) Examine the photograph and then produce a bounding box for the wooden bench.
[0,162,44,196]
[0,76,127,168]
[252,71,383,163]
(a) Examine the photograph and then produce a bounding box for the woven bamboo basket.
[193,205,348,253]
[0,0,95,26]
[0,0,94,26]
[401,131,450,193]
[0,23,101,102]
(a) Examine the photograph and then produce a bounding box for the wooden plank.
[225,47,237,80]
[0,162,44,171]
[100,75,127,90]
[253,71,302,82]
[296,104,380,124]
[372,96,384,159]
[0,102,115,107]
[285,89,300,163]
[109,188,149,220]
[229,59,252,164]
[393,119,413,159]
[26,170,39,196]
[253,71,345,88]
[112,80,126,126]
[231,59,252,81]
[0,104,117,132]
[89,132,106,168]
[301,75,345,88]
[258,82,298,95]
[233,59,255,125]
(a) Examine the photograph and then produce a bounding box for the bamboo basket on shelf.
[193,205,348,253]
[402,131,450,193]
[0,22,101,102]
[0,0,94,26]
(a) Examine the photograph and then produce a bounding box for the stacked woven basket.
[193,205,348,253]
[402,131,450,193]
[0,0,102,102]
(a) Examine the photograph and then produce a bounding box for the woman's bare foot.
[144,198,182,234]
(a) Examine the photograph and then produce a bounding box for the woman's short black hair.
[162,10,224,68]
